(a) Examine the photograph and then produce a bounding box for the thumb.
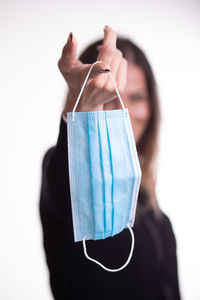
[59,32,79,71]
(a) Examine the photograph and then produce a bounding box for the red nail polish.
[101,69,110,73]
[68,32,73,43]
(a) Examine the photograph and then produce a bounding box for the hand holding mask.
[64,60,142,272]
[58,26,127,114]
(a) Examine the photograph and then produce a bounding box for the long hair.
[78,37,161,214]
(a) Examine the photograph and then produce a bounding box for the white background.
[0,0,200,299]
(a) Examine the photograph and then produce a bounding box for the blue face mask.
[65,61,142,272]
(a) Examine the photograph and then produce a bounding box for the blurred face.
[104,64,151,144]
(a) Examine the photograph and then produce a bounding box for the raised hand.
[58,26,127,115]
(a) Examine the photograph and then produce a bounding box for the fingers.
[88,62,110,79]
[58,32,78,73]
[96,26,126,93]
[59,27,127,113]
[108,49,122,79]
[97,26,117,66]
[102,25,117,50]
[115,58,128,93]
[97,26,123,80]
[85,57,127,108]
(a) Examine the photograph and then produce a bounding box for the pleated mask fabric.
[65,61,142,272]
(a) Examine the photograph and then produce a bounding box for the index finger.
[102,26,117,50]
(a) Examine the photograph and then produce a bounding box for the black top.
[39,116,181,300]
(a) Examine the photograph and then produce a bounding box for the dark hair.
[78,37,161,212]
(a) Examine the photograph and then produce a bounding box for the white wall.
[0,0,199,299]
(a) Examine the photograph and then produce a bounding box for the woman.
[40,26,181,299]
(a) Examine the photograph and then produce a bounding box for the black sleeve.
[159,214,181,300]
[39,115,74,299]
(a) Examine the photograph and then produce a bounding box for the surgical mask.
[65,61,142,272]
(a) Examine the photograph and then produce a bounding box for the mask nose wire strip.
[72,60,125,121]
[82,223,134,272]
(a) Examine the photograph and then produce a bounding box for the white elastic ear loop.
[72,60,125,121]
[82,224,134,272]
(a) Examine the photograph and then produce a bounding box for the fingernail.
[100,68,110,73]
[68,32,73,43]
[104,25,110,30]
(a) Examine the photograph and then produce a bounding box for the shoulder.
[41,146,56,176]
[42,114,67,170]
[154,210,177,250]
[157,211,173,230]
[157,212,175,234]
[138,206,177,252]
[42,146,56,164]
